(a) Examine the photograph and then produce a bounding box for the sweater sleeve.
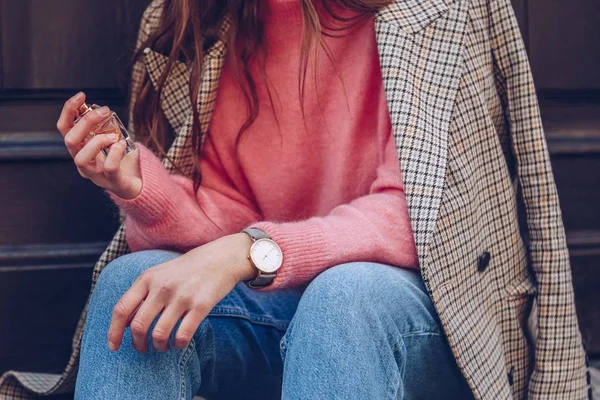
[247,131,419,291]
[106,143,261,252]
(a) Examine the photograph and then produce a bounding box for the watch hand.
[262,248,276,260]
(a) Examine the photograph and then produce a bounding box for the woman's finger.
[151,303,187,352]
[125,299,144,327]
[174,308,207,350]
[128,293,166,354]
[63,106,111,157]
[103,139,127,180]
[73,134,120,174]
[57,92,85,136]
[107,277,149,352]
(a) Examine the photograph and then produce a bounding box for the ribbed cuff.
[106,143,180,226]
[246,219,330,291]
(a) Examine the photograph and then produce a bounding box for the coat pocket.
[500,274,538,393]
[504,273,537,299]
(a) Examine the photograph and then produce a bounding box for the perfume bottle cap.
[77,102,93,118]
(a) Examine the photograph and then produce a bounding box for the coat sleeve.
[115,0,165,225]
[127,0,164,137]
[487,0,590,398]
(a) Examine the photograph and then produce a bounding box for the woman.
[2,0,587,399]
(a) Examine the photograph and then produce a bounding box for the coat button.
[507,366,515,386]
[478,251,491,272]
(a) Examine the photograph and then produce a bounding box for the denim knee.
[76,249,203,399]
[88,250,182,315]
[283,262,440,345]
[279,263,470,400]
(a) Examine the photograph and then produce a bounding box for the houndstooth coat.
[0,0,592,398]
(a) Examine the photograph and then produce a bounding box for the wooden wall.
[0,0,148,375]
[512,0,600,356]
[0,0,598,383]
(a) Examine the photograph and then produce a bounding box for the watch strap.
[241,227,277,288]
[246,273,277,289]
[242,227,271,240]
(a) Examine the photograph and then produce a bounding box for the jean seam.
[279,321,294,364]
[209,306,290,330]
[400,331,444,339]
[177,337,196,400]
[279,333,289,363]
[391,337,406,400]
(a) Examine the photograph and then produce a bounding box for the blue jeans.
[75,250,473,399]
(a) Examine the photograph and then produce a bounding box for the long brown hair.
[132,0,393,193]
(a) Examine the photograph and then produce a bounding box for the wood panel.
[0,0,148,90]
[543,96,600,355]
[552,156,600,232]
[529,0,600,355]
[0,243,105,374]
[0,0,149,380]
[0,89,125,133]
[571,252,600,356]
[0,160,120,245]
[0,268,93,380]
[528,0,600,89]
[0,0,148,245]
[510,0,528,49]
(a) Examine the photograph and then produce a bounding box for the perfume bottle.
[75,102,137,156]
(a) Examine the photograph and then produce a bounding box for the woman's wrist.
[230,232,258,282]
[186,232,257,285]
[108,176,142,200]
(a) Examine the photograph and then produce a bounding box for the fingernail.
[108,341,116,351]
[107,133,119,141]
[73,91,84,101]
[97,106,110,116]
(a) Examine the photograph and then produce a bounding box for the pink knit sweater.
[107,0,419,290]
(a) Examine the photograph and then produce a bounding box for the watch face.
[249,238,283,273]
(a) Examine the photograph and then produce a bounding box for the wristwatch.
[241,227,283,288]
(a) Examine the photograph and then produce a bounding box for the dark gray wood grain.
[0,0,148,378]
[0,0,147,90]
[529,0,600,89]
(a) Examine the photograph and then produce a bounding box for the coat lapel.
[142,49,192,135]
[376,0,451,34]
[142,15,232,176]
[374,0,468,267]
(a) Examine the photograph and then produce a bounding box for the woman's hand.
[107,232,258,353]
[57,92,142,199]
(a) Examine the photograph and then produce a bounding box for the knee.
[292,263,383,324]
[290,262,435,334]
[91,249,182,305]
